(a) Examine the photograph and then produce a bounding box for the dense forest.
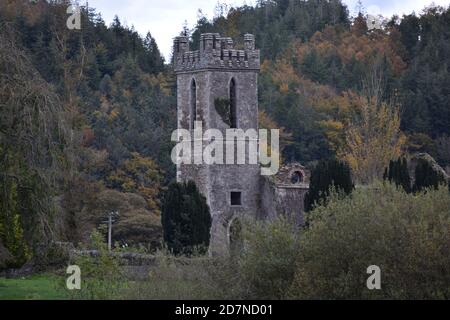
[1,0,450,267]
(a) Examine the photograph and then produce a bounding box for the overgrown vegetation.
[0,25,70,267]
[383,158,411,193]
[69,231,125,300]
[413,158,446,192]
[1,1,450,297]
[0,0,174,266]
[304,159,354,212]
[86,183,450,300]
[161,182,211,255]
[290,183,450,299]
[214,97,232,126]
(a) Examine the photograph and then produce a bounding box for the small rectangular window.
[231,192,242,206]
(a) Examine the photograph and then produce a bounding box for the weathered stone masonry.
[174,33,309,255]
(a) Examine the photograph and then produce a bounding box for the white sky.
[87,0,450,60]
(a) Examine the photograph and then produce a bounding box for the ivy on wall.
[214,97,231,126]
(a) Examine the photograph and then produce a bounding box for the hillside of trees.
[0,0,175,266]
[1,0,450,268]
[194,1,450,173]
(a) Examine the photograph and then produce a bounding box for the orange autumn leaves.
[262,24,407,183]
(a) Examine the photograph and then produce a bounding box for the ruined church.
[173,33,309,254]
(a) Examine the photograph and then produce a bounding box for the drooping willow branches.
[0,24,72,254]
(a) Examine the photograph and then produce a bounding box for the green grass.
[0,274,68,300]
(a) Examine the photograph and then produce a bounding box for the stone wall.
[174,33,309,255]
[260,163,310,227]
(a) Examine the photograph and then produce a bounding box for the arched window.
[190,79,197,129]
[229,78,237,128]
[290,171,304,184]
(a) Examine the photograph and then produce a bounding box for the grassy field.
[0,274,68,300]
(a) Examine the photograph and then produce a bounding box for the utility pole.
[103,211,119,252]
[107,212,112,252]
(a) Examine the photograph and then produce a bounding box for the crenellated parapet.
[173,33,260,73]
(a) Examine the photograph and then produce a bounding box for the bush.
[413,158,446,192]
[383,158,411,193]
[122,219,301,300]
[233,218,300,299]
[0,240,13,270]
[161,181,211,255]
[117,184,450,300]
[289,183,450,299]
[124,250,215,300]
[33,242,71,272]
[69,231,126,300]
[304,159,354,212]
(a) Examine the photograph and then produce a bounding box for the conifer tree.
[384,158,412,193]
[413,159,446,192]
[161,181,211,255]
[304,159,354,212]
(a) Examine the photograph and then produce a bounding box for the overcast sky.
[87,0,450,60]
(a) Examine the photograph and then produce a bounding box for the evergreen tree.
[413,159,446,192]
[161,181,211,255]
[304,159,354,212]
[384,158,412,193]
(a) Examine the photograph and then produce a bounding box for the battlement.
[173,33,260,73]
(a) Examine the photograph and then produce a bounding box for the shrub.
[69,231,125,300]
[304,159,354,212]
[232,218,301,299]
[383,157,411,193]
[214,97,231,126]
[289,183,450,299]
[161,181,211,255]
[413,158,446,192]
[124,250,215,300]
[118,184,450,300]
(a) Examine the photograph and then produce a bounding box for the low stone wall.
[71,250,157,266]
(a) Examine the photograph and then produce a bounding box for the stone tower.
[173,33,261,255]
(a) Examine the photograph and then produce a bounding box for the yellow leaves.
[300,25,407,76]
[279,83,290,94]
[107,153,163,212]
[270,58,300,92]
[261,59,271,73]
[321,120,344,131]
[320,119,345,153]
[108,109,120,121]
[138,186,161,214]
[337,98,406,184]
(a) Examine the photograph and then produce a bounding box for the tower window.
[190,79,197,129]
[290,171,304,184]
[229,78,237,128]
[231,192,242,206]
